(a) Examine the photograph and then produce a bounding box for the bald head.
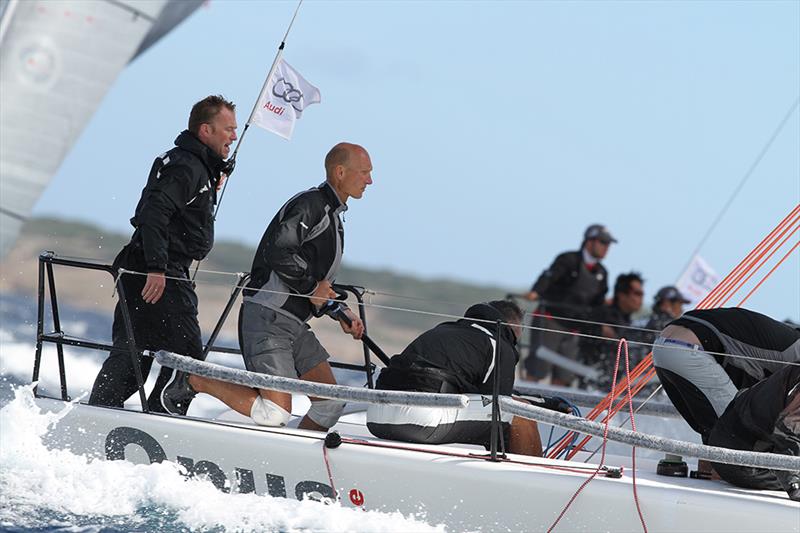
[325,142,367,178]
[325,142,373,204]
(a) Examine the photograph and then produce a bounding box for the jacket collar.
[174,130,225,178]
[320,181,348,215]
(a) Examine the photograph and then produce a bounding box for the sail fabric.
[0,0,199,258]
[251,59,321,140]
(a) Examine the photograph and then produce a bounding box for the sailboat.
[28,249,799,532]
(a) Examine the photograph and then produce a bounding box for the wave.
[0,384,444,532]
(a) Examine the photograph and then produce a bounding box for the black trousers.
[88,245,204,413]
[708,365,800,490]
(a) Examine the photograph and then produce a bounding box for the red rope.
[700,205,798,309]
[322,443,339,502]
[621,340,648,532]
[548,339,647,532]
[701,210,799,308]
[701,204,798,308]
[737,240,800,307]
[548,204,800,460]
[337,434,604,475]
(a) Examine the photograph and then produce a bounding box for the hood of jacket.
[464,302,518,346]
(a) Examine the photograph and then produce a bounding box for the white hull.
[37,397,799,532]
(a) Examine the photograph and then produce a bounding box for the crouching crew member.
[709,364,800,501]
[163,143,370,431]
[367,300,568,457]
[89,95,237,414]
[652,307,800,500]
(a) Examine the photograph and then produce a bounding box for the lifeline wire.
[95,261,800,371]
[109,265,799,370]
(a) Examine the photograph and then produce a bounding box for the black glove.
[528,394,573,414]
[220,157,236,178]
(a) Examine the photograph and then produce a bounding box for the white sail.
[0,0,201,257]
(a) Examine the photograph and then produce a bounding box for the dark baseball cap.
[654,286,690,304]
[584,224,617,244]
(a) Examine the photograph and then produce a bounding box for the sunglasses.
[629,289,644,297]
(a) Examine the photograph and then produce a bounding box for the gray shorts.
[238,301,330,378]
[652,336,737,417]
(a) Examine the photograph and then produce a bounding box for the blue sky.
[34,0,799,320]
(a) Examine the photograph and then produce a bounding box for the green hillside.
[17,216,519,331]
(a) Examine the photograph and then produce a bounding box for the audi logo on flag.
[272,78,305,111]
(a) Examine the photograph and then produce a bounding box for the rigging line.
[716,222,799,307]
[698,218,800,309]
[562,209,798,452]
[581,385,664,464]
[369,286,665,335]
[680,96,800,274]
[0,206,27,222]
[363,288,490,308]
[45,251,664,336]
[113,266,800,369]
[737,240,800,307]
[551,365,659,460]
[525,311,663,335]
[697,205,799,309]
[702,212,799,309]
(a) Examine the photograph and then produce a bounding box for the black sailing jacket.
[378,303,520,396]
[243,182,346,322]
[531,250,608,321]
[128,131,224,273]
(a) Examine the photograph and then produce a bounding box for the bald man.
[162,143,372,431]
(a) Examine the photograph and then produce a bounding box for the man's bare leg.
[508,417,543,457]
[189,374,260,417]
[506,396,543,456]
[297,361,338,431]
[189,374,292,420]
[188,362,338,430]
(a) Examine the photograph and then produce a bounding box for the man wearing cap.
[645,286,691,333]
[523,224,617,386]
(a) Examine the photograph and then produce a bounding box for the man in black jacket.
[367,300,553,457]
[524,224,616,385]
[89,95,237,414]
[170,143,370,431]
[579,271,644,388]
[652,308,800,499]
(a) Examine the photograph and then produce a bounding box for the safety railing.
[32,252,384,412]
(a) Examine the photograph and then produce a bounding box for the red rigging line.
[549,204,800,461]
[702,210,799,309]
[721,223,799,308]
[699,205,799,309]
[738,241,800,308]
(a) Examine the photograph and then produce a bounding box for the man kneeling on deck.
[367,300,568,457]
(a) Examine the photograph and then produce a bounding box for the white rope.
[500,397,800,472]
[155,350,469,408]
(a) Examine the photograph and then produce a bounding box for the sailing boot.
[160,369,197,416]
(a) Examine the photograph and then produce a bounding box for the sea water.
[0,298,445,533]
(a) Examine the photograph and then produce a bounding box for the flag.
[676,255,720,308]
[251,59,321,140]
